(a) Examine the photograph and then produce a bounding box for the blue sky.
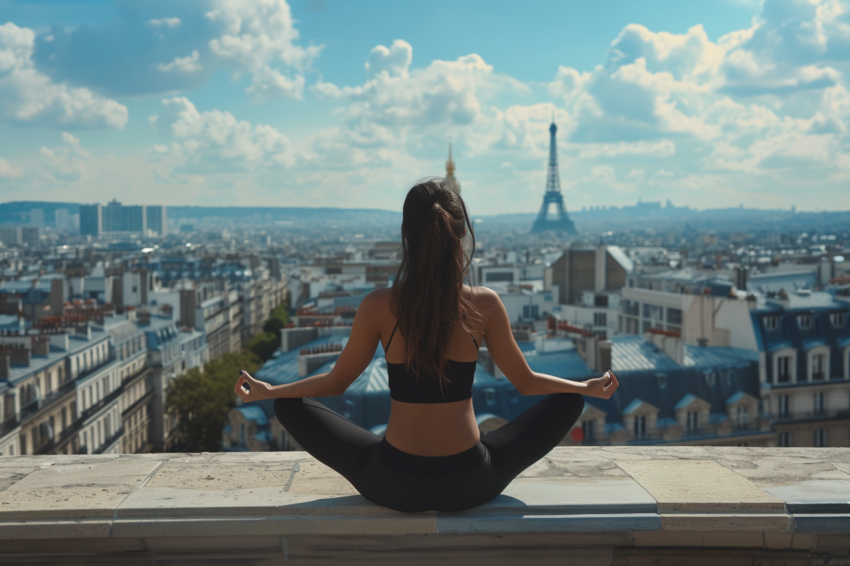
[0,0,849,214]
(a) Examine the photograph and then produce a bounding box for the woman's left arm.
[234,292,382,402]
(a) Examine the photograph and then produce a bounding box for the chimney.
[50,278,64,315]
[74,321,91,340]
[31,336,50,357]
[0,355,9,379]
[1,344,30,367]
[49,332,69,352]
[297,350,341,377]
[598,340,612,374]
[281,327,319,353]
[137,310,151,325]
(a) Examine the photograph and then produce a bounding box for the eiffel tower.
[531,120,577,235]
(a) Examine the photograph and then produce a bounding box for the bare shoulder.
[463,285,501,315]
[359,287,393,315]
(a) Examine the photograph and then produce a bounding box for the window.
[764,316,779,331]
[777,356,791,383]
[686,411,699,433]
[705,371,716,387]
[667,308,682,326]
[812,354,826,381]
[485,271,513,283]
[633,415,646,439]
[582,421,596,443]
[522,305,539,320]
[830,313,845,328]
[798,314,812,330]
[736,406,749,429]
[814,392,825,416]
[778,395,790,419]
[778,432,792,447]
[814,428,827,447]
[484,388,496,406]
[623,300,639,316]
[593,312,607,327]
[642,304,651,318]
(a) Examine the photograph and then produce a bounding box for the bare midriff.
[384,397,481,456]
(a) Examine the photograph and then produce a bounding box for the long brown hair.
[390,178,479,393]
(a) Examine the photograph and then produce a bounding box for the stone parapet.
[1,447,849,564]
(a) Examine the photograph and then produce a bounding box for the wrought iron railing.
[0,414,20,439]
[94,427,125,454]
[772,409,850,423]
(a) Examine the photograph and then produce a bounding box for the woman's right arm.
[478,287,619,399]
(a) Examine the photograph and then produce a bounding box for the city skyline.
[0,0,849,214]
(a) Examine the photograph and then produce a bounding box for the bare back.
[378,285,486,456]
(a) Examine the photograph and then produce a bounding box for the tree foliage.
[165,350,262,452]
[166,302,290,452]
[262,303,290,339]
[247,331,279,362]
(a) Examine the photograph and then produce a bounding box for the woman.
[233,179,619,513]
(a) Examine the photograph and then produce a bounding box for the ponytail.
[391,179,478,394]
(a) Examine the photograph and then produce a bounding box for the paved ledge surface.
[1,447,850,564]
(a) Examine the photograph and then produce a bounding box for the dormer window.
[764,316,779,331]
[798,314,812,330]
[686,411,699,433]
[736,405,749,430]
[831,313,846,329]
[633,415,646,439]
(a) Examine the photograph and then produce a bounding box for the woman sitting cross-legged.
[234,179,618,513]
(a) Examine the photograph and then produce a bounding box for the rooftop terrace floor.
[1,447,850,564]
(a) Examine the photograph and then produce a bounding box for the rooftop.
[1,448,848,564]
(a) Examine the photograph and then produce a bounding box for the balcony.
[0,448,848,564]
[77,386,123,423]
[773,408,850,424]
[94,426,124,454]
[18,378,77,421]
[0,414,20,439]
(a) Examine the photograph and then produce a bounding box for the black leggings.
[273,393,585,513]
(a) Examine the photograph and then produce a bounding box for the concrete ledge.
[0,447,849,564]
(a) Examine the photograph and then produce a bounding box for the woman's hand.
[583,370,619,399]
[234,370,274,403]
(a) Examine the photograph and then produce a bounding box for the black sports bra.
[384,321,478,403]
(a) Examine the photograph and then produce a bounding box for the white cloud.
[0,23,128,129]
[578,139,676,159]
[0,158,23,179]
[151,97,292,171]
[246,66,305,101]
[156,50,203,74]
[38,132,90,182]
[366,40,412,79]
[206,0,322,72]
[147,17,182,28]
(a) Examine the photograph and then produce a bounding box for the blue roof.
[674,393,699,410]
[682,345,758,367]
[623,398,647,414]
[610,335,680,371]
[726,391,747,404]
[238,405,268,426]
[524,349,592,380]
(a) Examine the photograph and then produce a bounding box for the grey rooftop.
[1,447,850,564]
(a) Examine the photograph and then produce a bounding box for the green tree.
[166,350,262,452]
[247,331,279,362]
[262,303,290,339]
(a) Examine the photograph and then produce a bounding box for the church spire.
[445,141,460,195]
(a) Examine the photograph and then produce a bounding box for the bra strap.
[385,321,399,353]
[470,334,479,349]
